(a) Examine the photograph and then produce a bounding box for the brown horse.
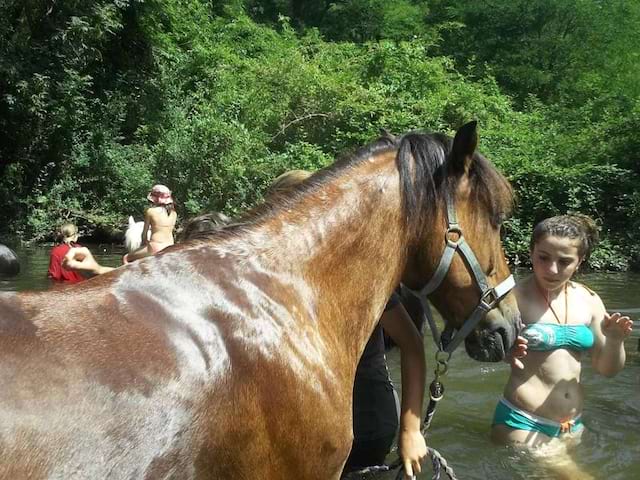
[0,121,519,479]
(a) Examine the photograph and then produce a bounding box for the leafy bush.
[0,1,637,270]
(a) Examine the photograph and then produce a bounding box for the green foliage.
[588,239,629,272]
[427,0,640,104]
[245,0,433,43]
[502,163,639,271]
[0,0,638,270]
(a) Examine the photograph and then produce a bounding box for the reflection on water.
[1,249,639,479]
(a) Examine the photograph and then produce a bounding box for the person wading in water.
[124,184,177,263]
[492,214,633,479]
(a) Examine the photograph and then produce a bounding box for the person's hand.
[63,247,104,275]
[506,335,528,370]
[602,312,633,341]
[399,428,427,479]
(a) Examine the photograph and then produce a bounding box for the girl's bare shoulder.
[569,281,605,315]
[569,280,598,298]
[146,205,165,216]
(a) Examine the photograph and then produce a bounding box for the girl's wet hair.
[265,170,313,200]
[59,223,78,244]
[163,203,175,215]
[181,212,232,241]
[530,214,599,261]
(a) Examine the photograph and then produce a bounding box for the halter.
[405,192,516,360]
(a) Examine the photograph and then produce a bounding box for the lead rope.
[342,354,458,480]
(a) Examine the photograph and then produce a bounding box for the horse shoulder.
[192,270,352,477]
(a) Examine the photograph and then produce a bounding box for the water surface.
[0,243,123,292]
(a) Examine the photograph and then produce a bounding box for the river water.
[1,245,639,479]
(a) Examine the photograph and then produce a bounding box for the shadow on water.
[2,250,640,479]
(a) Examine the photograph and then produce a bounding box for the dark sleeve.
[383,292,401,312]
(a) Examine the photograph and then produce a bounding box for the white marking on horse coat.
[115,262,231,381]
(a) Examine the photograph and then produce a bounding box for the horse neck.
[254,151,410,370]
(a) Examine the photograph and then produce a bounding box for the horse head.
[401,121,520,362]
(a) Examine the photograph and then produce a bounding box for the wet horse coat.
[0,122,519,479]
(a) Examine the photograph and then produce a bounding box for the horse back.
[0,247,352,478]
[0,264,216,478]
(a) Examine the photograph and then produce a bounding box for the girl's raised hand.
[602,312,634,341]
[507,335,528,370]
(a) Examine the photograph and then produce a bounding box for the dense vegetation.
[1,0,638,270]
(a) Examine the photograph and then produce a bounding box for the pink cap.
[147,184,173,205]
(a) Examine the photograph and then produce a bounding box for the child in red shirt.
[48,223,85,283]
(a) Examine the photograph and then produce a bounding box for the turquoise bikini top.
[522,323,595,352]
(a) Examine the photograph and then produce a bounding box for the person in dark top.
[48,223,85,283]
[343,291,426,475]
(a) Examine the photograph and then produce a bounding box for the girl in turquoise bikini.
[492,215,632,473]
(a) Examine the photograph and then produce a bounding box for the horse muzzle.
[463,308,522,362]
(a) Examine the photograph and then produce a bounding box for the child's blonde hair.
[266,170,313,199]
[60,223,78,244]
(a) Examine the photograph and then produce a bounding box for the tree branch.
[271,112,330,140]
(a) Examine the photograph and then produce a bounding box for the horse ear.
[449,121,478,174]
[128,216,135,226]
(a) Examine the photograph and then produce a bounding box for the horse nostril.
[498,327,507,347]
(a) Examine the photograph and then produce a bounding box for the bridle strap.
[405,193,515,355]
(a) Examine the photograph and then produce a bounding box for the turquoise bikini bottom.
[493,397,584,438]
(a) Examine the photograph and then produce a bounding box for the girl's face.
[531,235,582,291]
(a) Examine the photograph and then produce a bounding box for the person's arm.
[590,292,632,377]
[141,209,151,246]
[63,247,115,276]
[379,302,427,478]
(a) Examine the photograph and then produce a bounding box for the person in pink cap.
[123,184,178,263]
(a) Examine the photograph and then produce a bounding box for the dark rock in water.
[0,244,20,277]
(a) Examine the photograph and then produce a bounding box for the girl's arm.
[380,303,427,478]
[590,292,632,377]
[63,247,115,275]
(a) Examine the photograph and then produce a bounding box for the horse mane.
[188,129,513,243]
[396,131,513,237]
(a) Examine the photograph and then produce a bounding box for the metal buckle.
[480,288,499,310]
[434,350,451,377]
[444,226,463,247]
